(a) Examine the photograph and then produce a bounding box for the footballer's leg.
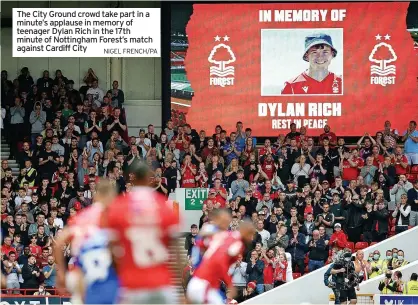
[186,277,208,304]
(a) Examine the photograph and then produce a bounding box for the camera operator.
[324,263,340,305]
[331,251,362,305]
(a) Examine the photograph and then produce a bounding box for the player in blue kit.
[74,230,120,304]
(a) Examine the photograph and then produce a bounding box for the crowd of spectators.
[1,66,418,299]
[0,67,127,294]
[179,121,417,299]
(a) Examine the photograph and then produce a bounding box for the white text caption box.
[13,8,160,57]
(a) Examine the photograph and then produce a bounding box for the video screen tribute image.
[261,28,343,96]
[171,2,418,136]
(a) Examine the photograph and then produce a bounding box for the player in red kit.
[191,209,232,268]
[282,33,342,95]
[101,163,180,304]
[187,221,255,304]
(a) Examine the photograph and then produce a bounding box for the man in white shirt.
[14,189,31,211]
[135,129,151,158]
[256,220,271,248]
[391,175,413,203]
[85,131,104,153]
[50,209,64,229]
[228,254,248,297]
[86,80,104,106]
[64,116,81,135]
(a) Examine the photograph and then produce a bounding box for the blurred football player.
[101,163,180,304]
[187,221,255,304]
[191,209,232,269]
[54,179,117,303]
[73,230,120,304]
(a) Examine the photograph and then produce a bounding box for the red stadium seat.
[304,266,310,274]
[304,255,309,265]
[293,273,302,279]
[355,242,369,250]
[410,165,418,174]
[370,242,377,246]
[346,242,355,251]
[406,174,417,183]
[388,226,396,237]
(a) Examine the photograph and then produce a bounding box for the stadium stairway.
[169,236,188,303]
[1,138,20,177]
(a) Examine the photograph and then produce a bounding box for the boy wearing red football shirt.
[29,235,42,257]
[282,34,342,95]
[258,139,276,160]
[172,125,191,151]
[371,145,384,167]
[274,252,288,287]
[352,148,365,170]
[261,248,276,291]
[340,151,359,186]
[392,147,409,175]
[261,154,277,181]
[181,155,197,188]
[212,179,228,207]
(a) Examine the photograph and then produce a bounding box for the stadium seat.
[355,242,368,250]
[304,266,309,274]
[293,273,302,279]
[346,242,355,251]
[388,226,396,237]
[304,255,309,265]
[390,218,397,226]
[406,165,411,173]
[410,165,418,174]
[370,242,377,246]
[406,174,417,183]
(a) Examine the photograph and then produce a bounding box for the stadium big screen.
[170,2,418,136]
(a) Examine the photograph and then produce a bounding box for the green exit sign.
[184,189,208,210]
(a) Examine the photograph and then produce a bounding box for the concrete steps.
[168,237,188,303]
[1,139,20,176]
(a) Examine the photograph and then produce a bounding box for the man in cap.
[282,33,342,95]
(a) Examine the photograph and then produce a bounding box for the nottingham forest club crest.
[209,35,236,87]
[369,34,397,87]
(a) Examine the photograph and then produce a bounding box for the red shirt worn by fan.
[282,72,342,95]
[329,230,348,250]
[341,159,359,181]
[193,231,244,289]
[101,187,179,289]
